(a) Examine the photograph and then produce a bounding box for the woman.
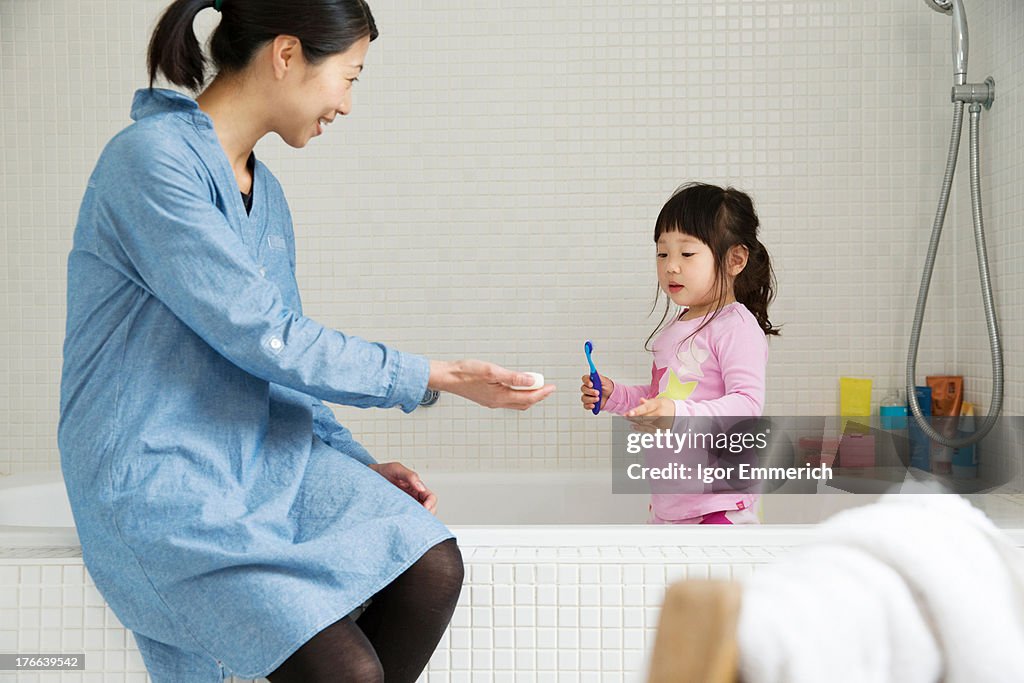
[57,1,554,681]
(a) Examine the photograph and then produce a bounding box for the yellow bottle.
[840,377,872,436]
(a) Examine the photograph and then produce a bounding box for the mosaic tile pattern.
[0,538,787,682]
[4,0,1021,478]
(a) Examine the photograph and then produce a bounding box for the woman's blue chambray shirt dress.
[58,88,454,681]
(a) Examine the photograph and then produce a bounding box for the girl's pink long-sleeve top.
[603,301,769,520]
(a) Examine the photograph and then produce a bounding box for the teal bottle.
[908,386,932,471]
[880,388,908,430]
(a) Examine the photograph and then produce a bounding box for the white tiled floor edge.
[7,526,1023,681]
[0,527,797,682]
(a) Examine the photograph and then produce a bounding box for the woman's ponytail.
[146,0,378,93]
[147,0,215,92]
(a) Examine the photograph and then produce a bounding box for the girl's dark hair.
[645,182,780,351]
[147,0,379,92]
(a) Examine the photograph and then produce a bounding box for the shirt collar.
[130,87,213,129]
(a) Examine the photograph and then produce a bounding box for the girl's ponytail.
[734,239,780,337]
[147,0,215,92]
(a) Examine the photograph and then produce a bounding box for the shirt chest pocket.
[256,233,296,293]
[267,234,286,252]
[257,231,290,264]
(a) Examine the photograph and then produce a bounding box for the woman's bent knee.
[426,538,465,591]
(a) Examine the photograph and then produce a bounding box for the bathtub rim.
[5,469,1024,551]
[5,524,1024,554]
[449,524,1024,547]
[0,522,841,550]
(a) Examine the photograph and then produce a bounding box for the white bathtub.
[0,470,80,547]
[7,466,1022,531]
[0,465,886,541]
[3,469,1024,682]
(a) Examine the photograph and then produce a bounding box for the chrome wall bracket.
[952,76,994,109]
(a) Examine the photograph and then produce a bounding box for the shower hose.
[906,100,1003,448]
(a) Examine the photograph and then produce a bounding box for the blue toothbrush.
[585,340,602,415]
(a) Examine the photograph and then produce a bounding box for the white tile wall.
[1,0,1021,474]
[951,0,1024,486]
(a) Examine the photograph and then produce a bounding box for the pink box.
[798,437,840,467]
[839,434,875,467]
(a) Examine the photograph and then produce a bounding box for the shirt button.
[269,337,283,350]
[259,267,266,277]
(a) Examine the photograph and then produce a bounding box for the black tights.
[266,539,464,683]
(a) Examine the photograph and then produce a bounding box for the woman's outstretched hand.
[429,360,555,410]
[369,462,437,514]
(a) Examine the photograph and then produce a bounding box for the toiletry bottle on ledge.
[880,387,909,466]
[952,401,978,479]
[880,388,908,430]
[908,385,932,472]
[840,377,872,435]
[927,376,963,475]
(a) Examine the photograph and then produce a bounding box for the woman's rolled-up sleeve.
[92,132,428,412]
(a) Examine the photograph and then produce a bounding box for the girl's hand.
[428,360,555,410]
[369,462,437,514]
[625,397,676,431]
[580,373,614,412]
[625,397,675,418]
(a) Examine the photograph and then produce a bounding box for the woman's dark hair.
[147,0,379,92]
[645,182,780,351]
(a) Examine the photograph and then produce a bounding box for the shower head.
[924,0,969,84]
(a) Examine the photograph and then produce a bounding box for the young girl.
[581,182,779,524]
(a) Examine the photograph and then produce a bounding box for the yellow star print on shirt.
[656,367,698,401]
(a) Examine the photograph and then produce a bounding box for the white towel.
[737,494,1024,683]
